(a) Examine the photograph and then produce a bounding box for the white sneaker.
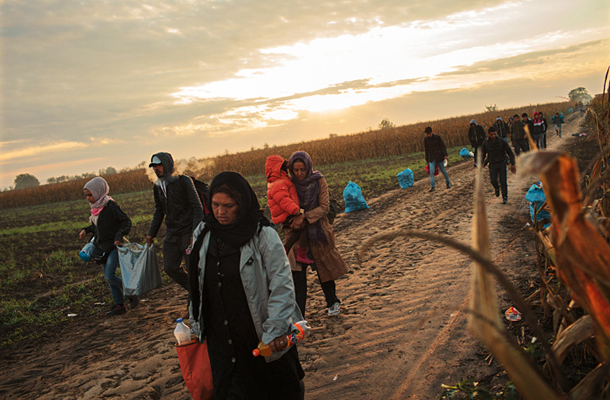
[328,302,341,316]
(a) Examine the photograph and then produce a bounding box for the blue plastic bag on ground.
[118,243,162,297]
[397,169,414,189]
[525,183,551,228]
[343,181,369,213]
[460,148,473,158]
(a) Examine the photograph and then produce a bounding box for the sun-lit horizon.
[1,0,608,189]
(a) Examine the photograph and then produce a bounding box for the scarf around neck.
[84,177,114,218]
[188,172,270,325]
[289,151,327,244]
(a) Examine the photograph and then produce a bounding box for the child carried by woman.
[265,155,314,265]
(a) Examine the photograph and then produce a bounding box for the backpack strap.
[188,224,209,325]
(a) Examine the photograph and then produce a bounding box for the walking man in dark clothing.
[424,126,451,192]
[146,152,204,292]
[482,126,516,204]
[468,119,486,166]
[493,116,510,143]
[539,111,548,148]
[510,114,530,156]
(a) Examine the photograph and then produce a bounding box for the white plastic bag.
[118,243,162,297]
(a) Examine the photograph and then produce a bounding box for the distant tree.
[378,118,395,129]
[14,173,40,189]
[47,177,57,184]
[568,87,592,104]
[329,133,338,138]
[485,104,498,112]
[99,166,117,175]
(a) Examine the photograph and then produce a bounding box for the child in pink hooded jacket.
[265,155,313,264]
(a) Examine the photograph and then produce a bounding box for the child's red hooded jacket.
[265,155,300,224]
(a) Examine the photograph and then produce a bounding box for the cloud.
[439,39,607,77]
[0,142,88,162]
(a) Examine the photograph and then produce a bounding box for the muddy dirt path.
[0,115,584,400]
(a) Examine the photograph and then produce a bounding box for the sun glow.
[171,1,606,125]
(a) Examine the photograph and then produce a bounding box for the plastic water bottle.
[252,320,310,357]
[174,318,191,345]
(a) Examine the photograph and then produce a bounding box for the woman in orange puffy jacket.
[265,155,313,264]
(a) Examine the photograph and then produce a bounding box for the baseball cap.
[149,155,162,167]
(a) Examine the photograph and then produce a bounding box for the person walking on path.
[510,114,530,156]
[552,112,564,138]
[532,112,545,150]
[187,171,305,399]
[146,152,204,294]
[286,151,348,317]
[468,119,486,167]
[481,126,516,204]
[79,177,133,316]
[539,111,549,148]
[265,154,314,265]
[493,116,510,143]
[424,126,451,192]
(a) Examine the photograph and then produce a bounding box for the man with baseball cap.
[146,152,203,296]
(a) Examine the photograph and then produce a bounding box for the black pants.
[489,162,508,200]
[513,139,529,156]
[162,233,191,291]
[292,267,339,316]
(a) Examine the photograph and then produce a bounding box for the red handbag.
[424,164,440,176]
[176,339,214,400]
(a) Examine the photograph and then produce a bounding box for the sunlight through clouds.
[171,0,606,119]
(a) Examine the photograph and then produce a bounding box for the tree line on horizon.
[1,99,576,209]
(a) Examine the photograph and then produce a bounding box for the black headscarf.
[188,172,269,325]
[203,171,269,248]
[289,151,328,244]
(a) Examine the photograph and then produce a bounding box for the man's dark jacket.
[147,152,204,238]
[511,121,527,140]
[424,134,448,163]
[468,124,486,147]
[481,137,516,166]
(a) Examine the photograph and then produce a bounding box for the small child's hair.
[281,160,289,172]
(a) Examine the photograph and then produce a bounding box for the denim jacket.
[189,222,303,362]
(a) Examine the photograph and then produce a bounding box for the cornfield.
[0,102,570,209]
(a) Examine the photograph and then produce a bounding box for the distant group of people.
[424,109,566,204]
[78,147,350,398]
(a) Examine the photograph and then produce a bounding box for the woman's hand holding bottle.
[252,321,310,357]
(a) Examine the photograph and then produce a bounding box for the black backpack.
[190,176,210,215]
[327,198,342,224]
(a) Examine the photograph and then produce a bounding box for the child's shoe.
[296,247,314,265]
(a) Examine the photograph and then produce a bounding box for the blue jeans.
[555,124,562,137]
[429,160,451,188]
[102,248,124,305]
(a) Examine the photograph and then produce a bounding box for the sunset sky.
[1,0,608,189]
